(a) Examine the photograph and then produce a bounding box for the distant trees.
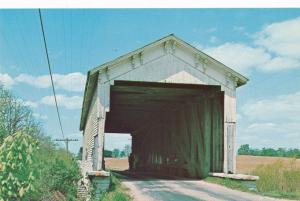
[105,144,131,158]
[238,144,250,155]
[112,148,120,158]
[238,144,300,158]
[124,144,131,156]
[104,150,112,157]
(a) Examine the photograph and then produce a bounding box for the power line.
[38,9,65,140]
[55,138,78,152]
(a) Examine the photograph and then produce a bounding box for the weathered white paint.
[209,172,259,181]
[81,35,247,175]
[81,88,98,175]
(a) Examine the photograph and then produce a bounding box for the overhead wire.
[38,9,65,141]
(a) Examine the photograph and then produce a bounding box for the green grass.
[204,176,252,193]
[205,159,300,200]
[254,159,300,200]
[99,174,132,201]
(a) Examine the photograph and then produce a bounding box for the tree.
[238,144,250,155]
[112,149,120,158]
[123,144,131,157]
[262,148,277,156]
[0,131,39,200]
[237,144,300,159]
[104,150,113,157]
[0,85,41,144]
[277,148,286,157]
[0,85,81,200]
[120,151,126,157]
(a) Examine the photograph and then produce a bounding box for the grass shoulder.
[99,173,132,201]
[204,176,300,200]
[204,176,252,193]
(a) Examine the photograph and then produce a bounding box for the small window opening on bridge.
[104,133,132,171]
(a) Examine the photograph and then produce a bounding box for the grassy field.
[236,155,300,174]
[253,159,300,199]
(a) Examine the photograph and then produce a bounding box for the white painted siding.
[84,41,239,174]
[82,87,99,175]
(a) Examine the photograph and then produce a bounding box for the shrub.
[0,85,81,200]
[33,144,81,201]
[0,131,39,200]
[46,152,81,200]
[99,174,132,201]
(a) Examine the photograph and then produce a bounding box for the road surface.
[119,173,291,201]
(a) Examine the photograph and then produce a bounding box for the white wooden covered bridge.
[79,34,248,178]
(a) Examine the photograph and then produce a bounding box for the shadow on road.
[112,170,203,181]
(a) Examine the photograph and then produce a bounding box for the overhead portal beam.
[105,81,224,134]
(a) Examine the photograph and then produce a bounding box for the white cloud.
[33,113,48,120]
[204,43,300,74]
[15,72,86,92]
[241,91,300,122]
[262,57,300,71]
[202,17,300,74]
[204,43,270,73]
[0,73,15,88]
[255,17,300,59]
[238,89,300,148]
[238,122,300,148]
[40,94,83,110]
[15,74,50,88]
[22,100,38,108]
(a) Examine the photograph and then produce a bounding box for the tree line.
[0,85,81,200]
[104,144,131,158]
[238,144,300,158]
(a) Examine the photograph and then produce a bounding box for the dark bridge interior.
[105,80,224,178]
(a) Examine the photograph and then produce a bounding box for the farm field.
[105,157,129,171]
[236,155,300,174]
[105,155,300,174]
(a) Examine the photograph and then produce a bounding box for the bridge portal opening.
[103,133,131,171]
[105,81,224,178]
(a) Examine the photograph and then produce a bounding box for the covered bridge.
[79,34,248,178]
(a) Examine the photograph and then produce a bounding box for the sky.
[0,9,300,153]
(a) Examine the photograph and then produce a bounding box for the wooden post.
[55,138,78,152]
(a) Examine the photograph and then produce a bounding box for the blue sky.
[1,9,300,153]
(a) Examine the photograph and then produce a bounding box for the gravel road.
[119,173,292,201]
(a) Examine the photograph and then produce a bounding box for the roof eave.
[79,71,91,131]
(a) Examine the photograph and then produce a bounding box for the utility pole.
[55,138,78,152]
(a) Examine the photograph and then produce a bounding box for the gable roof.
[80,34,249,131]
